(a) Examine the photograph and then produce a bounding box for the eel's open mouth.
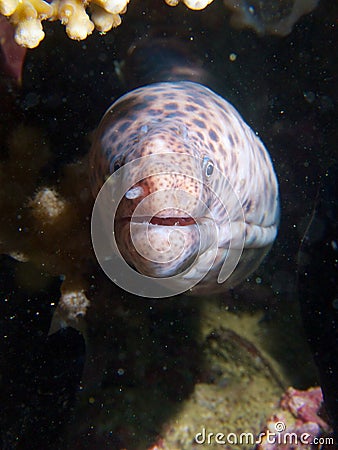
[149,216,196,226]
[119,216,196,226]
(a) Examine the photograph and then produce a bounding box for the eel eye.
[203,157,214,178]
[111,158,123,173]
[114,161,121,172]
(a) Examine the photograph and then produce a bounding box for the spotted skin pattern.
[90,81,280,294]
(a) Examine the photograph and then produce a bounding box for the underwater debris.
[0,0,320,48]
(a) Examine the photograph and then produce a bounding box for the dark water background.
[0,0,337,448]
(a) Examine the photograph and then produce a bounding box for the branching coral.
[0,0,129,47]
[0,0,47,47]
[164,0,214,10]
[0,0,210,48]
[0,0,320,48]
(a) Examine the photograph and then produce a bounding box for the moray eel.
[90,81,279,296]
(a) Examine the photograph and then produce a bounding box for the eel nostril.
[125,186,145,200]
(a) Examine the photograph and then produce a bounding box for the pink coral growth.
[281,387,329,431]
[256,386,331,450]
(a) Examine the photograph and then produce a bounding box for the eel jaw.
[115,216,217,278]
[142,216,196,226]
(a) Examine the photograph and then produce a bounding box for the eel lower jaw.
[115,215,218,278]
